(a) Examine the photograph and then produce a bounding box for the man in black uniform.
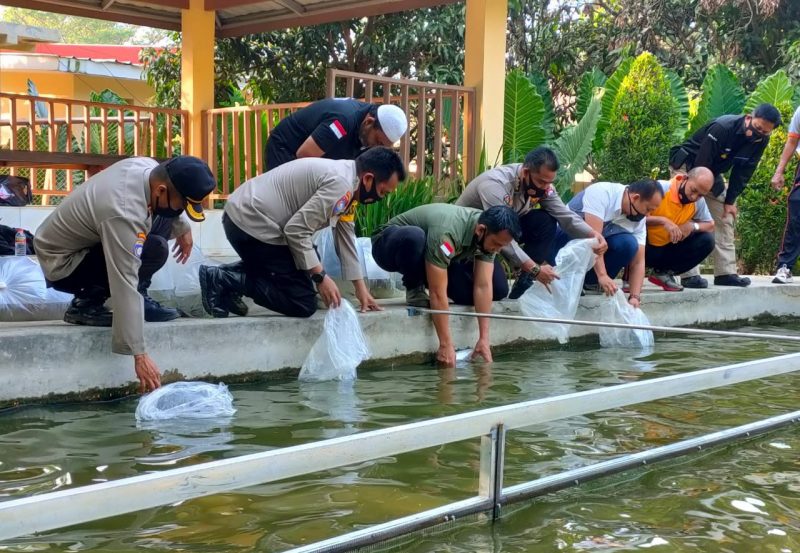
[264,98,408,171]
[669,103,781,288]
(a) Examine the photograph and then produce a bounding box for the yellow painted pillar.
[180,0,215,159]
[464,0,508,170]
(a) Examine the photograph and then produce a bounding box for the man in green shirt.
[372,204,521,366]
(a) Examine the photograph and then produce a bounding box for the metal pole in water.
[407,307,800,343]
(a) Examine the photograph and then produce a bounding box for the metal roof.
[0,0,460,39]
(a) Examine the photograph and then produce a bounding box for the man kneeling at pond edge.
[371,204,521,366]
[200,147,406,318]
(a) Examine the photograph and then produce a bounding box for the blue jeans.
[553,227,639,285]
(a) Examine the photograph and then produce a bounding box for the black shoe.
[200,265,229,318]
[714,274,751,287]
[225,294,249,317]
[142,293,180,322]
[681,275,708,289]
[508,271,535,300]
[63,299,113,327]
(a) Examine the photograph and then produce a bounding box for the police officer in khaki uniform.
[456,146,607,299]
[200,147,406,318]
[371,204,521,366]
[34,156,217,392]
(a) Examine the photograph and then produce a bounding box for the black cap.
[163,156,216,222]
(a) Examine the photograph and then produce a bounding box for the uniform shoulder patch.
[503,194,512,206]
[329,120,347,140]
[439,241,454,257]
[332,191,353,217]
[133,232,145,258]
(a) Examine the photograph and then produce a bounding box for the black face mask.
[677,182,692,205]
[358,180,382,205]
[745,120,767,143]
[153,189,184,218]
[626,189,645,222]
[523,176,548,199]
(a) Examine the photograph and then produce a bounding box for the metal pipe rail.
[2,352,800,545]
[408,307,800,343]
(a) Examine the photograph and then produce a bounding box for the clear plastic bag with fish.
[518,238,597,343]
[597,290,654,349]
[135,381,236,421]
[299,299,370,382]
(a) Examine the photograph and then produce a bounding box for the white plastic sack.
[168,245,219,317]
[597,290,655,349]
[299,300,370,382]
[313,227,343,279]
[0,257,73,322]
[135,381,236,421]
[518,238,597,343]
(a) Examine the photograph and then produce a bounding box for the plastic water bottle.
[14,228,26,256]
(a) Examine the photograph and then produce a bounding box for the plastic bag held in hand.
[519,238,597,344]
[299,300,370,382]
[135,381,236,421]
[597,290,654,349]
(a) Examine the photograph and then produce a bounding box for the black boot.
[64,287,112,327]
[199,265,246,318]
[219,262,249,317]
[138,280,180,322]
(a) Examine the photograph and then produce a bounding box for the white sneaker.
[772,265,793,284]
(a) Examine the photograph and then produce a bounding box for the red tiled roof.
[32,44,144,65]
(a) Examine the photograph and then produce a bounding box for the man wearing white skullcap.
[263,98,408,172]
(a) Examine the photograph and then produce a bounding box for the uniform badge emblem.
[332,191,353,216]
[133,232,145,258]
[329,120,347,140]
[503,194,512,206]
[439,241,454,257]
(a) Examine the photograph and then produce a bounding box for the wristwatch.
[311,270,327,285]
[693,222,700,232]
[530,263,541,278]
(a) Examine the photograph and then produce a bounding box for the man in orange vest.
[645,167,716,291]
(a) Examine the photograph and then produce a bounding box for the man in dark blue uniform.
[264,98,408,171]
[669,103,781,288]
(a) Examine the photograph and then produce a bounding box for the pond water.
[1,322,799,552]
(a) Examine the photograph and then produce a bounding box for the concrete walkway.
[2,276,799,408]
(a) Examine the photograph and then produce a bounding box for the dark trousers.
[646,231,715,275]
[372,226,508,305]
[776,162,800,271]
[263,136,296,172]
[518,209,558,264]
[223,213,317,318]
[48,216,172,300]
[554,227,638,285]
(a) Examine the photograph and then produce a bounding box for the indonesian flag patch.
[329,120,347,140]
[439,241,454,257]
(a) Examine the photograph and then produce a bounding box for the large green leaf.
[666,69,690,142]
[552,95,601,201]
[576,67,606,120]
[594,57,632,153]
[528,70,555,140]
[503,69,547,164]
[689,64,745,134]
[744,70,795,113]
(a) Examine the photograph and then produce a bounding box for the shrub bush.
[597,53,679,183]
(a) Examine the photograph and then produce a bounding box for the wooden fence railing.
[203,102,310,201]
[0,92,187,204]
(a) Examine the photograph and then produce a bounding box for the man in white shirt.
[556,179,664,308]
[771,105,800,284]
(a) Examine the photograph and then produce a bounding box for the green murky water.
[1,323,800,552]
